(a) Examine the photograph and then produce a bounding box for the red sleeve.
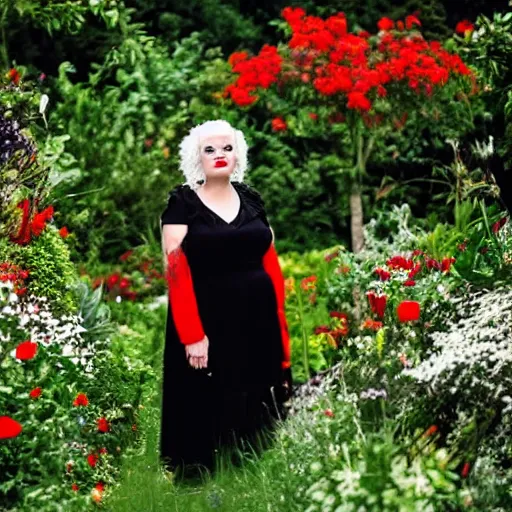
[262,242,291,369]
[165,247,205,345]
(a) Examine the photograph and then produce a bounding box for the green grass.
[103,305,306,512]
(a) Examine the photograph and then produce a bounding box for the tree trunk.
[349,186,364,253]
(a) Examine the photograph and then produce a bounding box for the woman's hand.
[185,335,209,369]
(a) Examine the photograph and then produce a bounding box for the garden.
[1,0,512,510]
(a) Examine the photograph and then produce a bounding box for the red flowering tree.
[224,8,476,252]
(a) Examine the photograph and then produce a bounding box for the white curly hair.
[178,119,248,190]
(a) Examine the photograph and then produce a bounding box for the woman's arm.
[263,226,291,369]
[161,224,206,345]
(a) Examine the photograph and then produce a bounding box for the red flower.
[301,275,317,291]
[403,279,416,287]
[59,226,69,238]
[119,250,133,262]
[387,256,414,271]
[314,325,331,335]
[228,51,249,68]
[99,447,108,454]
[308,112,318,121]
[377,17,395,32]
[87,453,99,468]
[397,300,421,322]
[10,199,31,245]
[15,340,38,360]
[73,392,89,407]
[119,277,130,289]
[405,15,421,30]
[271,117,287,132]
[324,408,335,417]
[97,417,110,433]
[29,387,42,399]
[0,416,23,439]
[71,483,79,492]
[106,273,120,289]
[441,257,456,273]
[95,482,105,492]
[492,216,508,234]
[423,424,438,437]
[7,68,21,85]
[360,318,383,331]
[461,462,471,478]
[455,20,474,36]
[367,292,387,319]
[374,267,391,281]
[347,91,371,112]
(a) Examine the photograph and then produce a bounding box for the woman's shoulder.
[233,181,266,209]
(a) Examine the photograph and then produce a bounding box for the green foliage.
[0,225,79,314]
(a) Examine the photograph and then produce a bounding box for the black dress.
[159,181,290,474]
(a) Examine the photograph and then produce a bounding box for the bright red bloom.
[301,275,317,291]
[119,277,130,289]
[441,257,456,273]
[16,340,38,360]
[59,226,69,238]
[408,263,422,279]
[374,267,391,281]
[29,387,42,399]
[71,483,79,492]
[97,417,110,433]
[425,257,441,271]
[95,482,105,492]
[461,462,471,478]
[73,392,89,407]
[119,250,134,262]
[405,15,421,30]
[377,17,395,32]
[7,68,21,85]
[324,408,335,417]
[0,416,23,439]
[423,424,438,437]
[455,20,474,36]
[106,273,120,289]
[492,216,508,234]
[87,453,99,468]
[228,51,249,68]
[367,292,387,319]
[347,91,371,111]
[361,318,383,331]
[397,300,421,322]
[403,279,416,287]
[386,256,414,271]
[271,117,287,132]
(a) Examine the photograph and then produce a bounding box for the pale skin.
[162,131,275,370]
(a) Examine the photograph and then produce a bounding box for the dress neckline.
[192,184,243,226]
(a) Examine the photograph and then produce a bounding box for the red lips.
[214,160,228,168]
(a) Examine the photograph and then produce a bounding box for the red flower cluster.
[226,8,472,114]
[93,272,137,301]
[301,275,317,291]
[9,199,54,245]
[224,45,283,106]
[0,262,29,296]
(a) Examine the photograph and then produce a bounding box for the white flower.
[39,94,49,114]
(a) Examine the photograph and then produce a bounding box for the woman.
[159,119,293,478]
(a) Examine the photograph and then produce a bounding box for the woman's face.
[199,133,237,180]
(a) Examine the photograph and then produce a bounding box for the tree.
[223,7,475,252]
